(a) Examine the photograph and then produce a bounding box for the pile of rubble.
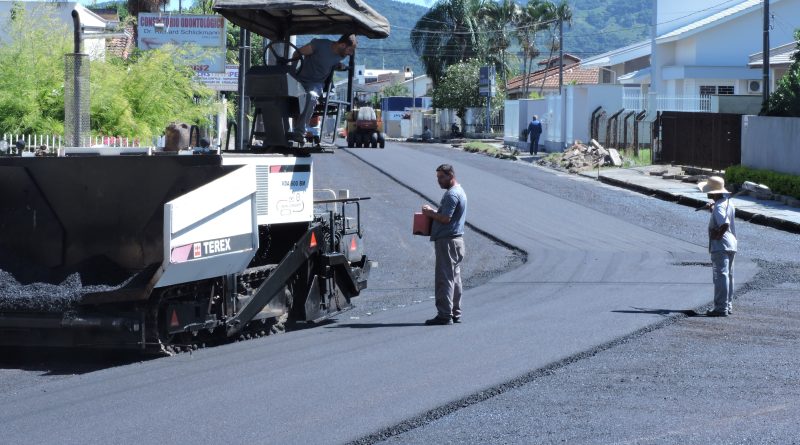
[537,140,623,173]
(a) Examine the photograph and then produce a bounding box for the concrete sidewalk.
[575,165,800,234]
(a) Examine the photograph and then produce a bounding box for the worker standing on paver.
[698,176,737,317]
[422,164,467,325]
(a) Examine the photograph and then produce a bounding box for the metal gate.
[658,112,741,170]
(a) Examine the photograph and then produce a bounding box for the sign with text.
[194,64,239,91]
[137,14,226,73]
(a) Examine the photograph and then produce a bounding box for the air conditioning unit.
[747,80,763,94]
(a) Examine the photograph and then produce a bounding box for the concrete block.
[606,148,622,166]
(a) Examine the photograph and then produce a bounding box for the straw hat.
[697,176,729,194]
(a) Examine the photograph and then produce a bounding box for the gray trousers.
[711,251,735,313]
[296,85,321,134]
[434,237,465,319]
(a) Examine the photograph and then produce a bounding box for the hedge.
[725,165,800,199]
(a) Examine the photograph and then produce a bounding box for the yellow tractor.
[345,106,386,148]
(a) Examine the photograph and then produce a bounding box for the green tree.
[382,82,410,97]
[477,0,521,82]
[516,0,555,97]
[0,6,70,135]
[0,6,214,140]
[410,0,486,86]
[538,0,573,94]
[432,59,484,122]
[92,46,215,139]
[764,30,800,117]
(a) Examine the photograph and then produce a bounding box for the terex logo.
[203,238,231,255]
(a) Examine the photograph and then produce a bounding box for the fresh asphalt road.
[0,142,758,444]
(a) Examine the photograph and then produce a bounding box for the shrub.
[725,165,800,199]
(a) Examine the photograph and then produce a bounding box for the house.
[502,0,800,151]
[334,68,432,106]
[506,55,604,99]
[748,40,799,86]
[581,0,800,99]
[0,2,112,60]
[91,8,135,59]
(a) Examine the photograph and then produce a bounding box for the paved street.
[2,141,799,445]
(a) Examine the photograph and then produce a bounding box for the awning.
[618,67,651,84]
[213,0,390,40]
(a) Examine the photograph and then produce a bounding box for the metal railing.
[2,132,150,155]
[623,91,712,112]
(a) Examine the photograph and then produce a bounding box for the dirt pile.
[537,140,622,173]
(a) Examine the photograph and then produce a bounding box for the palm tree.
[410,0,486,86]
[516,0,554,98]
[477,0,521,82]
[539,0,573,94]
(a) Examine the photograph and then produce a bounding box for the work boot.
[705,310,728,317]
[425,316,453,326]
[452,315,461,324]
[288,131,305,144]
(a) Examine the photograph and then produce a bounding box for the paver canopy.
[213,0,390,40]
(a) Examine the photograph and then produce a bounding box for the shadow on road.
[328,322,427,329]
[0,347,149,376]
[612,308,700,317]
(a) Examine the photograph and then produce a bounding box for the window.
[699,85,734,95]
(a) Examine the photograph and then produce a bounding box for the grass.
[462,141,518,160]
[621,148,652,167]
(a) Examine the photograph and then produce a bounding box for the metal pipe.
[347,53,355,111]
[590,106,602,140]
[236,28,251,150]
[71,10,81,53]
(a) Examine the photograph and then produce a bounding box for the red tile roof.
[506,63,600,95]
[106,24,135,59]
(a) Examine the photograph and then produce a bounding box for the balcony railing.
[623,91,711,112]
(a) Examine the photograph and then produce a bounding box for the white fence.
[2,132,153,154]
[622,90,711,112]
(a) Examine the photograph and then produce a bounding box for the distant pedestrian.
[698,176,737,317]
[421,164,467,325]
[527,115,543,155]
[421,126,432,142]
[451,122,461,138]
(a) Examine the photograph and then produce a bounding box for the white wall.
[741,115,800,175]
[655,0,800,93]
[657,0,740,35]
[693,11,763,65]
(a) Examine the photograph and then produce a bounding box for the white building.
[582,0,800,98]
[0,1,111,59]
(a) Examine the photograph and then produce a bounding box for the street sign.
[479,66,496,97]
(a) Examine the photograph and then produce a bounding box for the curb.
[594,174,800,235]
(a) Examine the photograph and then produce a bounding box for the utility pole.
[762,0,770,109]
[559,17,566,150]
[558,17,563,95]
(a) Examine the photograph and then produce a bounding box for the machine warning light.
[170,310,180,328]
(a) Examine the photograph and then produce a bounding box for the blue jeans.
[711,251,735,313]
